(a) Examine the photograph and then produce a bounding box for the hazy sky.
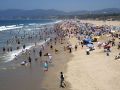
[0,0,120,11]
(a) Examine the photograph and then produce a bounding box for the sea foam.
[3,38,50,63]
[0,25,23,31]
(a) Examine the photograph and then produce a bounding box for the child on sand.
[44,61,48,72]
[86,48,90,55]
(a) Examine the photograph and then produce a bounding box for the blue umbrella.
[87,44,94,48]
[84,38,92,44]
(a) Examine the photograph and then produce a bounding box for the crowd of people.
[1,19,120,88]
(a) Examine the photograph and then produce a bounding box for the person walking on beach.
[60,72,66,88]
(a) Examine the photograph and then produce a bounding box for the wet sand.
[40,39,72,90]
[0,20,120,90]
[0,37,72,90]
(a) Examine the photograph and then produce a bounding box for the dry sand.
[66,36,120,90]
[81,20,120,26]
[0,20,120,90]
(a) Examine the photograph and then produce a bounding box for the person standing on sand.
[86,48,90,55]
[60,72,66,88]
[75,44,78,51]
[81,41,84,48]
[39,50,42,57]
[50,45,53,50]
[48,54,52,63]
[44,61,48,72]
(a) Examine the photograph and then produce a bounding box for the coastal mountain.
[68,8,120,15]
[0,9,65,17]
[92,8,120,14]
[0,8,120,19]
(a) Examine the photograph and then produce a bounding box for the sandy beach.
[66,36,120,90]
[65,20,120,90]
[81,20,120,26]
[0,35,72,90]
[0,19,120,90]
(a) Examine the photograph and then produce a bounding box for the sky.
[0,0,120,11]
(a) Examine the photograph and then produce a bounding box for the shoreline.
[0,38,50,68]
[0,19,120,90]
[0,34,72,90]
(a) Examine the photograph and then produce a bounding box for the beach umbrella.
[84,38,92,43]
[87,44,94,48]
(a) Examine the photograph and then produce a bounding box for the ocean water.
[0,19,61,64]
[0,19,56,26]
